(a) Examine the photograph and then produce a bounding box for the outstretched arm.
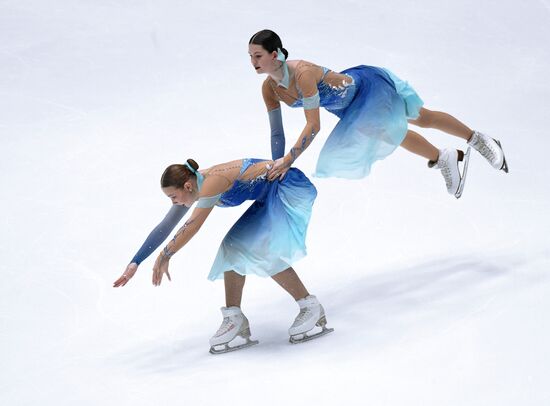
[113,204,188,287]
[152,206,213,286]
[267,69,321,180]
[130,204,189,265]
[151,174,231,286]
[160,207,212,259]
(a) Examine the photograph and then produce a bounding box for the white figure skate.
[429,147,471,199]
[209,307,258,354]
[468,131,509,173]
[289,295,334,344]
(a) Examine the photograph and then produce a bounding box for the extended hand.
[267,156,291,181]
[152,253,172,286]
[113,263,138,287]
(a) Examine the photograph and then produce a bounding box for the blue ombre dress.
[129,159,317,281]
[208,159,317,280]
[271,64,424,179]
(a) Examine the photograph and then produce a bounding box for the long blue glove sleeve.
[129,204,188,265]
[268,108,285,160]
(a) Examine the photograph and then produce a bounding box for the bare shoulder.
[262,77,275,92]
[294,59,321,71]
[293,60,323,81]
[201,159,243,195]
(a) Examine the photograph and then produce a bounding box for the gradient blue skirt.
[314,65,424,179]
[208,168,317,280]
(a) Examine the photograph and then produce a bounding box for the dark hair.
[249,29,288,59]
[160,159,199,189]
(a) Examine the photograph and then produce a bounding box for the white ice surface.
[1,0,550,405]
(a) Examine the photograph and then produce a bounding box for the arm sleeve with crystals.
[268,108,285,160]
[130,204,188,265]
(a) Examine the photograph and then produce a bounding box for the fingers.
[267,168,277,180]
[268,168,281,181]
[113,274,130,288]
[152,267,161,286]
[268,168,288,182]
[152,264,169,286]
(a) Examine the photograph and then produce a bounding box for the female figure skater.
[248,30,508,198]
[113,158,333,354]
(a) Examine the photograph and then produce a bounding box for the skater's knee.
[410,108,435,128]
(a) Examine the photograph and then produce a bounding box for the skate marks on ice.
[319,251,548,351]
[105,250,548,374]
[107,330,219,375]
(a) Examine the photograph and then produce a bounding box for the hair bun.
[281,47,289,59]
[186,159,199,171]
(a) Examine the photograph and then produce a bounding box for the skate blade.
[454,146,471,199]
[494,139,509,173]
[289,321,334,344]
[209,337,259,355]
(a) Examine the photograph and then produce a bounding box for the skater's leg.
[288,295,334,343]
[211,272,257,353]
[409,108,473,140]
[209,305,258,353]
[400,129,439,161]
[272,268,334,342]
[224,271,246,308]
[401,129,470,197]
[271,267,309,301]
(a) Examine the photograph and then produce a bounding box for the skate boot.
[288,295,334,344]
[428,148,471,199]
[467,131,509,173]
[209,306,258,354]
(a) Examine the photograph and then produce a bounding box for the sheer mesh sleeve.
[130,204,188,265]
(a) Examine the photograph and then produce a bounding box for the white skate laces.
[467,131,508,172]
[291,295,321,331]
[209,307,258,355]
[209,297,335,353]
[428,148,471,199]
[428,132,507,199]
[210,307,244,343]
[292,307,313,327]
[289,295,334,344]
[439,152,456,192]
[213,316,237,338]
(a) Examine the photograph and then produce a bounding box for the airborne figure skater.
[248,29,508,198]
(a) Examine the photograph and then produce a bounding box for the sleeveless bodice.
[217,159,270,207]
[290,67,357,112]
